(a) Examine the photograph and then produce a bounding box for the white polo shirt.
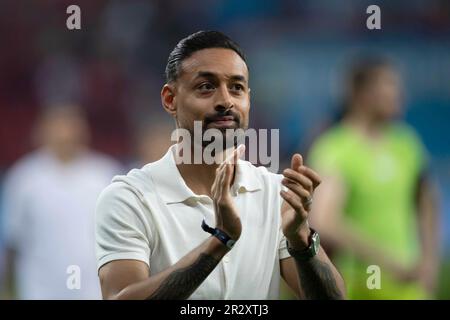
[95,144,290,300]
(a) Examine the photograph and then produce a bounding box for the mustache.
[204,110,241,126]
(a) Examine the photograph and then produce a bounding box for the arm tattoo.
[147,253,219,300]
[295,258,344,300]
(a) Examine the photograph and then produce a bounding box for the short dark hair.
[165,30,247,83]
[349,56,393,93]
[333,56,395,122]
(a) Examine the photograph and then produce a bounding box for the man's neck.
[47,145,85,164]
[175,144,236,198]
[344,109,385,140]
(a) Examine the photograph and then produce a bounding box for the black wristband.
[201,220,236,249]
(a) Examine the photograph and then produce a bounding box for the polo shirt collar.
[148,144,261,205]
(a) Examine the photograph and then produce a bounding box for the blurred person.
[95,31,346,300]
[0,105,121,299]
[308,58,440,299]
[129,116,175,169]
[0,182,5,292]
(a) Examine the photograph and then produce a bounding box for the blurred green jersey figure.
[310,123,429,299]
[307,58,440,300]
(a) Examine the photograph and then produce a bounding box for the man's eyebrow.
[229,74,247,82]
[196,71,216,79]
[195,71,247,82]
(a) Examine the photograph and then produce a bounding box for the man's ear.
[161,84,177,117]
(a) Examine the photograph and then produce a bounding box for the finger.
[299,166,322,189]
[226,144,245,165]
[283,168,313,191]
[220,145,244,191]
[233,144,245,164]
[280,189,304,213]
[213,164,227,194]
[281,178,311,200]
[282,179,313,211]
[217,162,227,182]
[216,166,227,199]
[214,145,245,198]
[223,144,243,164]
[237,144,245,158]
[212,167,221,197]
[291,153,303,171]
[222,162,233,192]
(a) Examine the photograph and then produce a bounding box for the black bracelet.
[201,220,236,249]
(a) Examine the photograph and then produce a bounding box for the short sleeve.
[278,183,291,260]
[95,182,152,270]
[401,125,429,175]
[278,232,290,260]
[308,131,346,178]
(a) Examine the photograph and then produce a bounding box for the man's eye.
[198,83,215,91]
[231,84,244,92]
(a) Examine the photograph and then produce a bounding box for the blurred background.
[0,0,449,299]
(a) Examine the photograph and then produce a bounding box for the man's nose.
[214,85,234,111]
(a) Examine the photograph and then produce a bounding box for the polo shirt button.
[223,256,230,263]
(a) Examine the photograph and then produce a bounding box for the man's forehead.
[180,48,248,80]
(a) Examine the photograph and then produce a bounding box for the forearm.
[417,180,441,281]
[292,246,346,300]
[112,236,228,300]
[420,179,440,251]
[1,248,16,299]
[418,213,440,294]
[287,227,345,300]
[321,220,412,273]
[419,205,439,265]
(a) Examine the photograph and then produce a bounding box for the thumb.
[225,144,245,164]
[291,153,303,171]
[233,144,245,164]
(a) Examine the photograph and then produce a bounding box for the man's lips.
[207,116,237,128]
[210,116,235,122]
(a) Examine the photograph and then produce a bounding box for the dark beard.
[201,109,245,150]
[201,130,246,152]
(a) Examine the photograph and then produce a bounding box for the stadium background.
[0,0,449,298]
